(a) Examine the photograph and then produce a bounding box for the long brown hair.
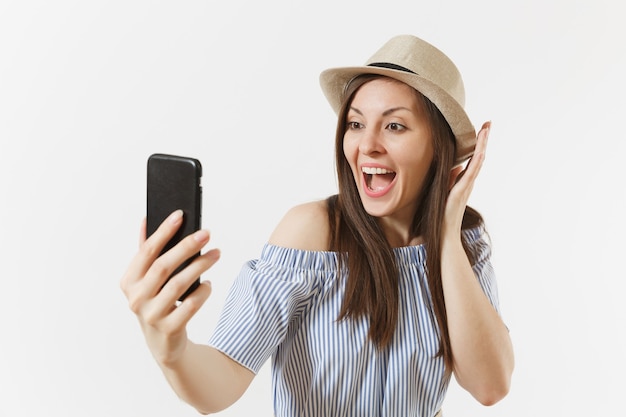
[327,75,483,372]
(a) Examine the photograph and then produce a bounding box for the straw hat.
[320,35,476,164]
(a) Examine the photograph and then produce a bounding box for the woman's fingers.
[139,217,147,245]
[451,121,490,198]
[155,246,221,307]
[444,121,491,234]
[142,229,209,295]
[121,210,185,293]
[462,121,490,186]
[164,280,214,332]
[449,165,464,191]
[140,250,219,334]
[121,210,218,323]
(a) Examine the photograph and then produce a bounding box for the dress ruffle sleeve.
[208,244,335,374]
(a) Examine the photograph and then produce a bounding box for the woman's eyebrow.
[348,106,411,116]
[382,107,411,116]
[348,106,363,115]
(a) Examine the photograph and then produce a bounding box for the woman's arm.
[120,210,254,414]
[441,235,513,405]
[157,341,254,414]
[442,122,514,405]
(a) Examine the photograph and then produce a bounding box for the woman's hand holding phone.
[120,210,220,367]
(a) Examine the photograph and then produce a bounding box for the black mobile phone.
[146,153,202,301]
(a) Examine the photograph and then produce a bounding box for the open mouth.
[362,166,396,192]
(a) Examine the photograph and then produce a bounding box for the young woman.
[120,35,514,417]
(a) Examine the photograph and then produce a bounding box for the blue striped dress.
[208,226,500,417]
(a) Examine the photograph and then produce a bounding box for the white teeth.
[362,166,394,175]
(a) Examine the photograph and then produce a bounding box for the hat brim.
[320,66,476,164]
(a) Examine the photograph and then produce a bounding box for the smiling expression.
[343,77,435,228]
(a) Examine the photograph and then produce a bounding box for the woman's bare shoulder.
[268,200,330,251]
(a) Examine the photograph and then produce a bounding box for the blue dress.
[209,226,501,417]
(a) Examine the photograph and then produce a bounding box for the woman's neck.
[378,216,422,247]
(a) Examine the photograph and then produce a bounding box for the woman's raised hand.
[444,121,491,235]
[120,209,220,366]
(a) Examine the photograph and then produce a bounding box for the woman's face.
[343,78,434,226]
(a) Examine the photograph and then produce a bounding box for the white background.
[1,1,624,416]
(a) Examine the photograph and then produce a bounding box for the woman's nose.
[358,129,384,155]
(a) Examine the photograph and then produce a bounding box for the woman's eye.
[347,121,363,130]
[387,122,406,131]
